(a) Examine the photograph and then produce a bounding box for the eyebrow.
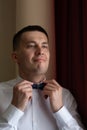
[24,40,49,45]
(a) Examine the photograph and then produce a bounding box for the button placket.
[32,90,39,130]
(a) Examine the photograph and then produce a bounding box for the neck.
[19,71,46,83]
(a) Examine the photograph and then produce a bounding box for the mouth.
[34,58,46,62]
[33,57,47,63]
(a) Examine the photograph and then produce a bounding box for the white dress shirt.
[0,77,85,130]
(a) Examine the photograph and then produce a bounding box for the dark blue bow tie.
[32,82,46,90]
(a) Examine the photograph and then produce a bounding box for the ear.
[11,51,19,64]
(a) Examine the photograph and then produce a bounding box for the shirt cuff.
[2,104,24,126]
[53,106,77,127]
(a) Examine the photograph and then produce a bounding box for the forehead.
[21,31,48,42]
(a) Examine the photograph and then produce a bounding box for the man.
[0,25,85,130]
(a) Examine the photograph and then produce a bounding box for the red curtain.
[55,0,87,128]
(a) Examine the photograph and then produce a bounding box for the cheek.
[21,51,32,58]
[17,52,30,63]
[23,52,34,63]
[47,52,50,60]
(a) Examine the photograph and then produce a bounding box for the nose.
[35,46,43,55]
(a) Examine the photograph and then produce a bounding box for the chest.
[18,90,58,130]
[0,89,58,130]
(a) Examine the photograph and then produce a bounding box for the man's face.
[13,31,50,75]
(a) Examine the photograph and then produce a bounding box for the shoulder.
[62,87,77,110]
[62,87,72,97]
[62,87,74,98]
[0,77,21,88]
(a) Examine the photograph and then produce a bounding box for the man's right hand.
[11,80,33,111]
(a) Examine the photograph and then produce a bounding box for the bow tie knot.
[32,82,46,90]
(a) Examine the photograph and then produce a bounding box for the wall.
[0,0,16,81]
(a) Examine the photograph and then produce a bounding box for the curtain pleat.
[55,0,87,128]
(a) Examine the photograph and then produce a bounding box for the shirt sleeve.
[0,104,24,130]
[53,106,85,130]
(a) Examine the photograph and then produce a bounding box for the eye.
[42,43,49,48]
[26,42,36,48]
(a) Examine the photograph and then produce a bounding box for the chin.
[37,69,48,75]
[33,66,46,72]
[34,64,49,74]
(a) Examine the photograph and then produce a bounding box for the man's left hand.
[42,79,63,112]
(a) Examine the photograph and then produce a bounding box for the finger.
[16,80,33,87]
[44,84,56,91]
[20,86,32,92]
[44,80,62,90]
[15,82,33,90]
[44,82,59,91]
[13,85,33,100]
[44,79,61,87]
[18,88,33,101]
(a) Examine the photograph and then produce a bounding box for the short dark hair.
[13,25,49,51]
